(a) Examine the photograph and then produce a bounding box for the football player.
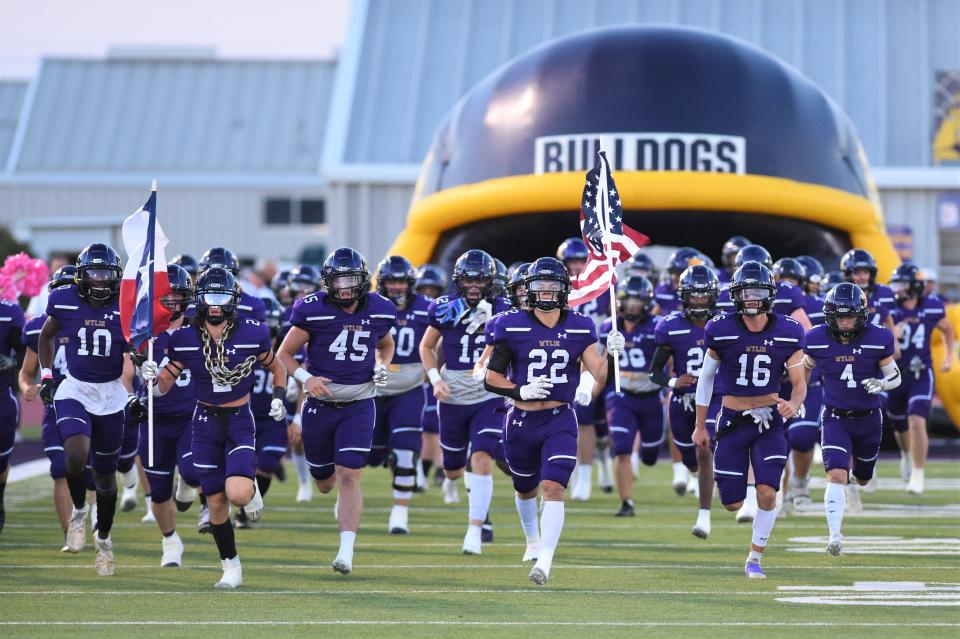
[198,247,266,322]
[0,276,25,534]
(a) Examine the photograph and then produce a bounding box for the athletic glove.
[269,397,287,421]
[519,379,553,401]
[605,330,626,355]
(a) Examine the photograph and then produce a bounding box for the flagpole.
[598,153,622,393]
[147,337,154,467]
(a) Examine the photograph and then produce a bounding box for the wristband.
[41,368,53,380]
[294,368,312,384]
[427,368,442,385]
[272,385,286,400]
[292,413,302,426]
[668,377,677,389]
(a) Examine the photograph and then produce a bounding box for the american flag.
[569,151,648,306]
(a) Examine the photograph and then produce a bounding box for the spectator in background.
[239,258,278,301]
[26,256,68,318]
[921,267,946,303]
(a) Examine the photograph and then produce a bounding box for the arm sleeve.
[486,340,514,375]
[695,353,720,407]
[648,345,674,387]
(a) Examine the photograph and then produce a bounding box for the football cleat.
[462,526,482,555]
[691,511,711,540]
[481,516,494,543]
[614,500,635,517]
[388,505,409,535]
[686,476,700,497]
[332,556,352,575]
[160,532,184,567]
[529,566,548,585]
[735,500,757,523]
[845,483,863,513]
[175,479,197,512]
[140,507,156,523]
[245,480,264,522]
[899,453,911,483]
[906,469,925,495]
[296,480,313,503]
[672,465,688,496]
[863,473,878,494]
[120,484,138,512]
[215,556,242,589]
[744,561,766,578]
[442,477,460,504]
[523,543,541,562]
[60,533,70,553]
[234,509,251,529]
[197,505,212,534]
[826,535,843,557]
[66,505,89,553]
[94,536,115,576]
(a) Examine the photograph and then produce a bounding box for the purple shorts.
[606,390,664,463]
[370,387,425,465]
[886,368,934,430]
[421,385,439,434]
[54,398,125,475]
[785,383,823,453]
[301,397,375,479]
[41,405,66,479]
[0,389,19,473]
[503,404,578,493]
[821,406,882,481]
[437,397,503,471]
[713,406,788,506]
[139,415,198,503]
[190,403,256,496]
[574,395,608,438]
[254,416,288,474]
[668,393,720,470]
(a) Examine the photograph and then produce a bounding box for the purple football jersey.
[654,313,708,393]
[891,297,947,371]
[428,295,510,371]
[804,323,895,410]
[599,315,660,374]
[46,286,127,383]
[715,288,734,314]
[772,281,804,316]
[237,291,267,321]
[803,293,825,326]
[654,283,680,315]
[0,300,24,393]
[705,312,806,397]
[23,313,70,383]
[492,309,597,403]
[147,329,197,416]
[168,319,272,404]
[390,294,431,365]
[249,367,278,416]
[866,286,891,327]
[291,292,396,384]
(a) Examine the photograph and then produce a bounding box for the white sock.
[672,462,686,480]
[515,496,540,545]
[536,501,565,572]
[751,506,777,549]
[292,452,310,483]
[463,470,474,492]
[119,468,137,490]
[577,464,592,491]
[144,495,152,510]
[911,468,925,482]
[824,482,845,538]
[338,530,356,559]
[747,550,762,563]
[696,508,711,525]
[745,485,758,507]
[467,474,493,522]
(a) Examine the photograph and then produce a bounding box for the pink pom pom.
[2,252,49,297]
[0,272,17,302]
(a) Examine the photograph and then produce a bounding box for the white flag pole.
[147,337,155,467]
[598,153,621,393]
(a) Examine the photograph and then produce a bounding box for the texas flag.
[119,181,173,352]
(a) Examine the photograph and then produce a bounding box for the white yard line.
[0,621,956,627]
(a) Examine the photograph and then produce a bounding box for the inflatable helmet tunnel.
[387,24,959,426]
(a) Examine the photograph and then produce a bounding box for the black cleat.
[175,499,193,513]
[601,486,614,494]
[274,463,286,483]
[481,516,494,543]
[234,508,251,529]
[615,500,635,517]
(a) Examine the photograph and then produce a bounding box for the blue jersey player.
[802,283,899,555]
[38,244,135,575]
[651,264,722,539]
[484,257,609,585]
[693,261,807,578]
[279,248,396,575]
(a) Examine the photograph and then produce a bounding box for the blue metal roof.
[11,58,335,173]
[0,82,27,167]
[339,0,960,167]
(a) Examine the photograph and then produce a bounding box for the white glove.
[286,376,300,402]
[861,378,884,395]
[373,364,389,387]
[519,379,553,401]
[744,406,774,433]
[606,330,625,355]
[574,371,595,406]
[795,403,806,419]
[466,299,492,335]
[472,359,488,382]
[140,360,159,382]
[269,397,287,421]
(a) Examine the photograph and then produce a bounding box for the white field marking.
[7,459,48,482]
[775,581,960,607]
[0,622,957,628]
[806,476,960,491]
[790,503,960,519]
[786,536,960,556]
[0,589,781,596]
[0,563,955,571]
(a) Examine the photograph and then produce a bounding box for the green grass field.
[1,459,957,638]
